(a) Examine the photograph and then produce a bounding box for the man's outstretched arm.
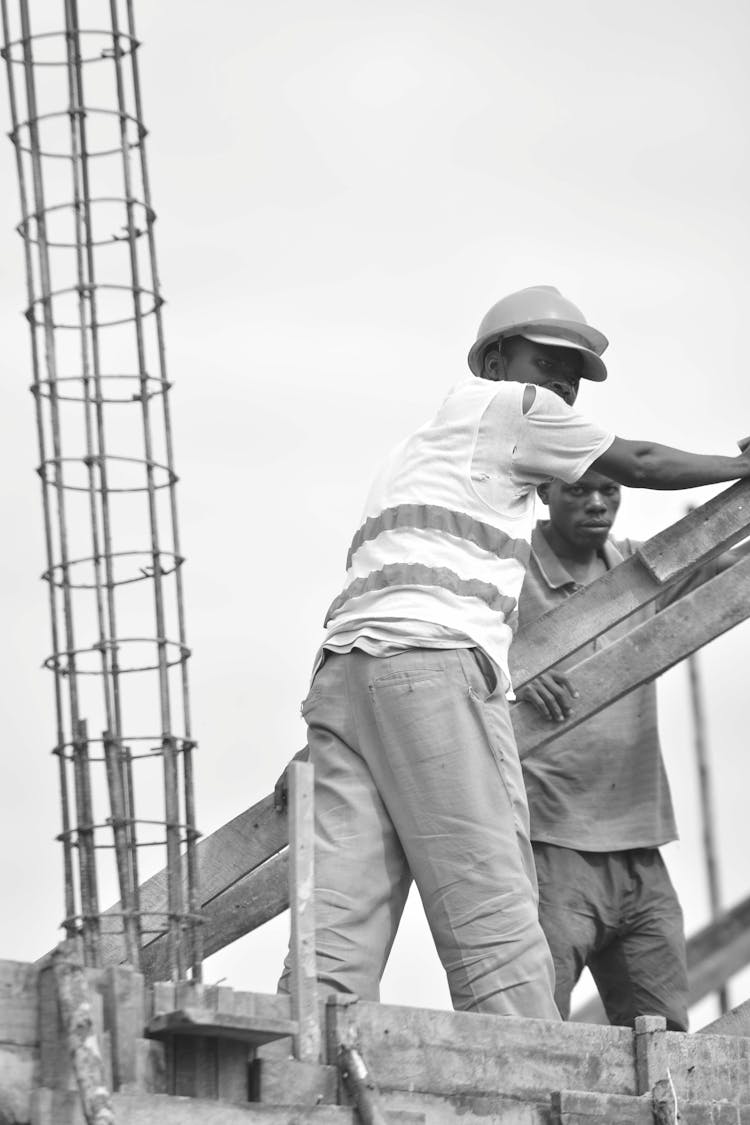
[593,435,750,490]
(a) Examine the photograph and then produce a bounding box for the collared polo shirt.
[513,522,678,851]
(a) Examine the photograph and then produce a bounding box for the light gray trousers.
[282,646,559,1019]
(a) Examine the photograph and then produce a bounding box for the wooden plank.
[551,1088,747,1125]
[150,982,175,1018]
[288,761,320,1064]
[551,1089,652,1124]
[108,1094,420,1125]
[95,792,289,967]
[634,1016,668,1094]
[0,1043,37,1125]
[193,1036,219,1100]
[38,959,75,1092]
[344,1001,638,1099]
[52,940,115,1122]
[87,486,750,979]
[666,1031,750,1104]
[379,1088,544,1125]
[140,851,289,982]
[513,553,750,757]
[250,1058,339,1105]
[132,1037,167,1095]
[192,555,748,967]
[147,1007,298,1045]
[687,893,750,1006]
[32,1089,359,1125]
[101,963,146,1090]
[0,959,38,1047]
[511,477,750,687]
[699,998,750,1038]
[636,478,750,583]
[217,1038,252,1103]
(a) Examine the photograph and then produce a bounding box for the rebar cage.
[1,0,202,979]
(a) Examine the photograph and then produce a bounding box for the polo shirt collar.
[531,521,625,590]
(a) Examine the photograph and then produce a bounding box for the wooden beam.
[129,554,750,976]
[93,486,750,976]
[551,1089,653,1124]
[146,1007,298,1045]
[511,477,750,687]
[140,851,289,981]
[513,552,750,757]
[342,1001,637,1100]
[699,997,750,1038]
[93,793,289,968]
[687,892,750,1006]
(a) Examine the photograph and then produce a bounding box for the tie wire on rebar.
[1,0,202,980]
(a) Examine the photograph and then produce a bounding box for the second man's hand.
[515,671,579,723]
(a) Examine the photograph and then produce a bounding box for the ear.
[481,346,503,382]
[537,482,551,506]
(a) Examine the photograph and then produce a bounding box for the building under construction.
[2,3,750,1123]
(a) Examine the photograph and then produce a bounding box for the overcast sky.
[0,0,748,1027]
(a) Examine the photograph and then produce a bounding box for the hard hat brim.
[467,318,609,381]
[520,331,608,383]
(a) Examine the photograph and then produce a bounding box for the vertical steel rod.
[1,0,201,977]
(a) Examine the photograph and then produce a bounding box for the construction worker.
[279,285,750,1019]
[513,470,749,1031]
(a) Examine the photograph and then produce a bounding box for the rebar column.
[1,0,202,979]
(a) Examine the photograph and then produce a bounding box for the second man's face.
[544,470,622,547]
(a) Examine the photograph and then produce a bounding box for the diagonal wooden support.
[699,996,750,1038]
[88,484,750,976]
[105,554,750,973]
[88,790,289,972]
[513,550,750,757]
[511,477,750,687]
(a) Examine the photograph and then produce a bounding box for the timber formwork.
[3,484,750,1125]
[3,956,750,1125]
[97,480,750,1007]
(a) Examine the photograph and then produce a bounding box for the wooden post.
[634,1015,668,1094]
[687,644,729,1015]
[288,760,321,1063]
[634,1016,680,1125]
[100,963,145,1091]
[52,941,115,1125]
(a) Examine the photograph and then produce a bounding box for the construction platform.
[3,956,750,1125]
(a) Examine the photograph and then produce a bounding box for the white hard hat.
[467,285,609,382]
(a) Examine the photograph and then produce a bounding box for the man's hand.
[273,745,311,811]
[515,671,578,723]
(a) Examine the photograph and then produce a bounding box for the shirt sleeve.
[512,385,615,487]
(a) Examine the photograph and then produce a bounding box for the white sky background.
[0,0,749,1028]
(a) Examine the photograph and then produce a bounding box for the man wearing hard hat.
[282,285,750,1020]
